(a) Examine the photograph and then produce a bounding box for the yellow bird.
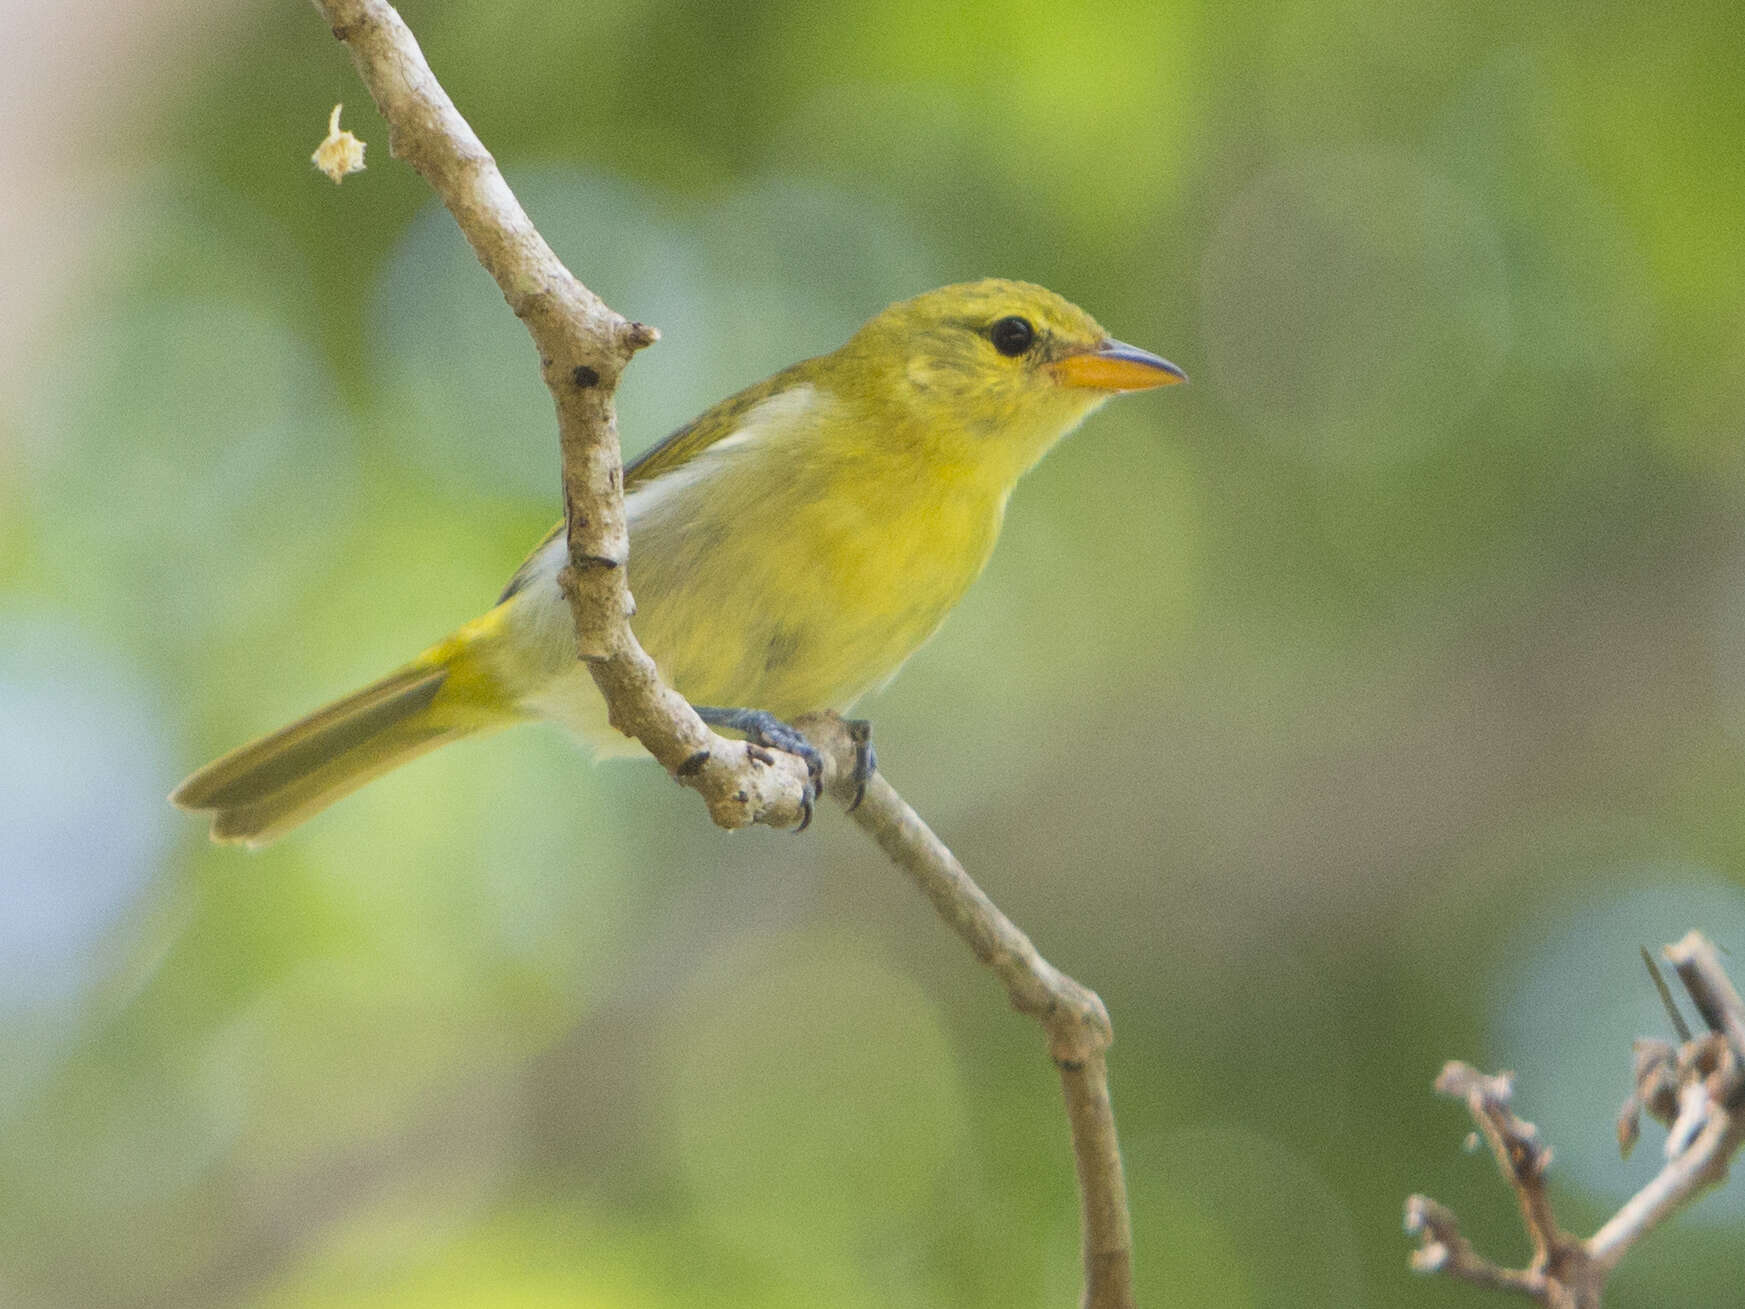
[173,279,1184,845]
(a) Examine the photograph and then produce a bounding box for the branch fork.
[1406,932,1745,1307]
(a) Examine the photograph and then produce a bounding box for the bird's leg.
[693,706,823,831]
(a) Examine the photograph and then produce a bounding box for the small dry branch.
[1405,931,1745,1308]
[800,712,1135,1306]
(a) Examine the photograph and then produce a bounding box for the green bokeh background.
[5,1,1745,1304]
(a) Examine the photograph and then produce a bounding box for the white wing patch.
[515,383,828,600]
[623,383,824,521]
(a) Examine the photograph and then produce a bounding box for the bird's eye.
[989,315,1035,357]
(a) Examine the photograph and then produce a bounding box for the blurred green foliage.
[4,0,1745,1304]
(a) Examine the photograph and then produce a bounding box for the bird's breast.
[625,456,1004,717]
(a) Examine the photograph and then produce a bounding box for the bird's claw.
[843,718,877,811]
[758,726,822,833]
[694,706,821,832]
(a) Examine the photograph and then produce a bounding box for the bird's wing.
[495,366,806,604]
[497,523,564,604]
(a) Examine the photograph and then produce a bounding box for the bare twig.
[1403,1194,1547,1297]
[1405,931,1745,1307]
[1639,946,1692,1043]
[799,713,1134,1309]
[1591,933,1745,1273]
[314,0,810,832]
[1666,932,1745,1062]
[304,6,1141,1306]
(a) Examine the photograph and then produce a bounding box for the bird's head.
[829,278,1184,481]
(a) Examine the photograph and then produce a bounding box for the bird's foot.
[694,706,823,831]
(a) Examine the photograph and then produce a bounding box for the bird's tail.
[171,614,523,848]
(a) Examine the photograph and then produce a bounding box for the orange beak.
[1050,338,1187,391]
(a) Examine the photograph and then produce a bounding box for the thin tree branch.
[1590,932,1745,1271]
[304,6,1141,1305]
[314,0,810,832]
[1405,931,1745,1307]
[1403,1194,1548,1297]
[1665,931,1745,1063]
[801,714,1135,1309]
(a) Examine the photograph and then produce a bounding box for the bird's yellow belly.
[502,472,1002,743]
[634,480,1000,716]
